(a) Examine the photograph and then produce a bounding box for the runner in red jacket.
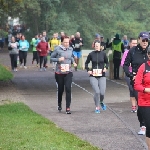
[134,47,150,150]
[36,37,49,71]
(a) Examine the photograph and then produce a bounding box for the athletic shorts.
[73,51,81,59]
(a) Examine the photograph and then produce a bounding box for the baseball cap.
[139,32,149,39]
[95,33,100,38]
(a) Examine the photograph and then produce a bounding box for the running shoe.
[95,109,100,113]
[131,106,137,113]
[100,102,107,110]
[39,68,43,72]
[24,66,27,69]
[66,108,71,114]
[138,126,146,135]
[57,106,62,112]
[43,67,46,71]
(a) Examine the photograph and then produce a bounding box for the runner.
[50,36,77,114]
[121,38,137,112]
[19,35,29,69]
[36,37,49,71]
[72,32,83,71]
[92,34,101,48]
[49,33,60,70]
[30,34,39,66]
[134,47,150,149]
[124,32,149,135]
[122,35,129,51]
[8,36,19,71]
[85,42,108,113]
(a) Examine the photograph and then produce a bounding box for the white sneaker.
[138,126,146,135]
[39,68,43,72]
[14,68,18,72]
[24,66,27,69]
[20,64,23,68]
[43,67,46,71]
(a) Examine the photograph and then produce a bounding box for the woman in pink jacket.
[121,38,137,112]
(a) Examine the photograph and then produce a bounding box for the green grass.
[0,103,100,150]
[0,64,13,81]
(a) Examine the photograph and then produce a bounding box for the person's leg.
[125,75,137,111]
[39,56,43,69]
[55,73,64,110]
[113,59,117,79]
[98,77,107,110]
[14,54,18,70]
[23,51,27,67]
[64,72,73,113]
[9,54,14,70]
[73,51,78,71]
[19,51,23,66]
[90,77,100,112]
[43,56,47,71]
[116,59,121,79]
[32,51,36,63]
[139,106,150,149]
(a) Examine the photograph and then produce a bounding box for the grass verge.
[0,64,13,81]
[0,102,100,150]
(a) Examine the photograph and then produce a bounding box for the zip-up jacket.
[85,50,109,77]
[123,44,148,77]
[30,38,37,51]
[19,40,29,51]
[134,61,150,106]
[50,45,75,74]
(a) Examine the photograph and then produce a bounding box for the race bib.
[60,64,70,72]
[75,44,80,48]
[92,69,102,77]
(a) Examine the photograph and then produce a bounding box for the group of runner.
[7,30,150,149]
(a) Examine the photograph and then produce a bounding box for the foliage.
[0,102,100,150]
[1,0,150,47]
[0,64,13,81]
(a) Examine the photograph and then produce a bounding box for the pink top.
[121,50,132,72]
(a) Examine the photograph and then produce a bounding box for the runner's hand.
[88,71,92,75]
[144,88,150,93]
[79,42,82,46]
[73,62,77,67]
[59,57,65,61]
[103,68,107,72]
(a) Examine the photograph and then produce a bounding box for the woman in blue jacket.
[19,35,29,69]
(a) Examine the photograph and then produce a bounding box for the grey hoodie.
[8,42,19,54]
[50,45,75,74]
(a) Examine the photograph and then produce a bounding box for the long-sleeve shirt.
[50,45,75,74]
[8,42,19,54]
[121,50,132,72]
[19,40,29,51]
[36,41,49,56]
[134,61,150,106]
[85,50,109,77]
[72,37,83,52]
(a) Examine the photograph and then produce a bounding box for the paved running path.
[0,51,148,150]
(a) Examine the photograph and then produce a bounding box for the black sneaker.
[57,106,62,112]
[66,108,71,114]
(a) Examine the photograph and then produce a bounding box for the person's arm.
[104,52,109,69]
[121,51,128,67]
[50,48,59,62]
[134,64,145,92]
[26,41,29,49]
[123,50,132,77]
[85,53,91,71]
[121,43,124,53]
[36,43,41,51]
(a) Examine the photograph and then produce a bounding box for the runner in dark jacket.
[123,31,149,135]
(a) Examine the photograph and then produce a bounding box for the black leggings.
[19,51,27,66]
[10,54,18,69]
[55,72,73,109]
[139,106,150,138]
[39,56,47,68]
[33,51,39,64]
[113,58,121,79]
[133,88,145,127]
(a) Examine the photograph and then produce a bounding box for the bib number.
[61,64,70,72]
[75,44,80,48]
[92,69,102,77]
